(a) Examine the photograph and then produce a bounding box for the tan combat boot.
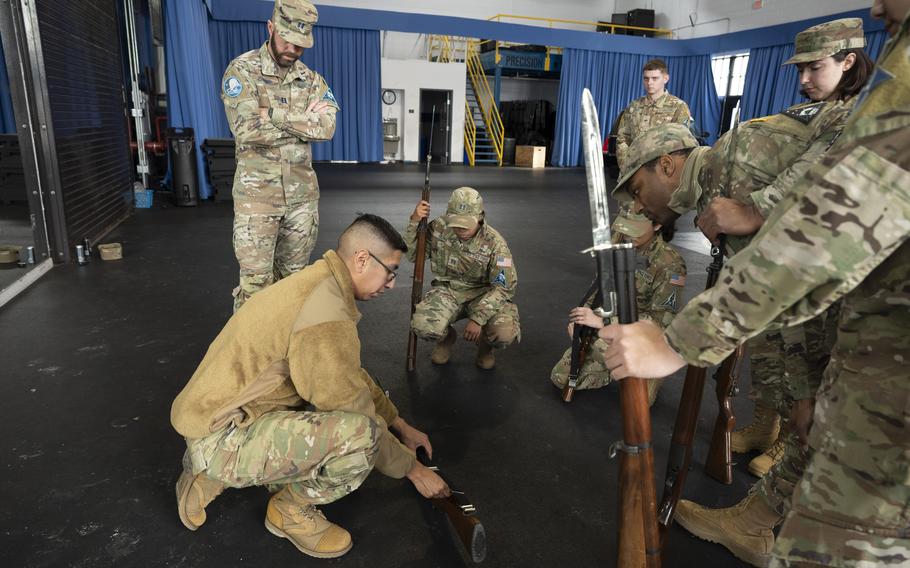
[647,378,664,407]
[731,404,780,453]
[476,341,495,369]
[265,488,353,558]
[675,493,780,568]
[748,435,786,477]
[176,470,225,530]
[430,326,456,365]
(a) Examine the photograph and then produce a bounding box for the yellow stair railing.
[464,99,477,166]
[465,39,504,166]
[426,34,467,62]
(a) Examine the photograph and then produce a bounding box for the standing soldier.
[222,0,338,311]
[600,2,908,565]
[550,213,686,405]
[407,187,520,370]
[615,58,693,171]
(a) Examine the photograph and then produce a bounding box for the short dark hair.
[832,48,874,100]
[345,213,408,253]
[642,148,694,172]
[643,59,668,74]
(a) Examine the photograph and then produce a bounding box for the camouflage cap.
[613,123,699,199]
[612,213,653,238]
[446,187,484,229]
[783,18,865,65]
[272,0,318,49]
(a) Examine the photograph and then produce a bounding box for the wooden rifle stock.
[657,232,733,535]
[406,109,435,373]
[416,448,486,564]
[704,343,745,484]
[656,364,707,541]
[607,247,660,568]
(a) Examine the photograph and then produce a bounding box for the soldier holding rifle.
[600,2,910,566]
[406,187,520,370]
[550,212,686,405]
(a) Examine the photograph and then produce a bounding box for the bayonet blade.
[581,88,617,318]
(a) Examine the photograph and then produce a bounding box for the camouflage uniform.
[222,0,338,311]
[616,91,692,171]
[406,188,520,349]
[550,215,686,390]
[619,79,857,502]
[663,13,910,565]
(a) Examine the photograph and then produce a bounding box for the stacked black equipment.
[0,134,26,204]
[626,9,656,36]
[201,138,237,202]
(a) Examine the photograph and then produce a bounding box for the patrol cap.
[612,213,653,238]
[613,123,699,200]
[272,0,318,49]
[446,187,483,229]
[783,18,865,65]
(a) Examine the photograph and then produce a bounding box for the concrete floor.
[0,163,756,567]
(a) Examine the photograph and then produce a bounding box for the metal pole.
[124,0,149,187]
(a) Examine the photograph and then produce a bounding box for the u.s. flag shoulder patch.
[496,256,512,268]
[669,274,686,286]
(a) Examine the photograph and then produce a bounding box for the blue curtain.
[553,49,720,167]
[163,0,224,198]
[740,29,891,120]
[0,39,15,134]
[207,19,382,162]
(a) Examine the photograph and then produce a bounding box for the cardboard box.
[515,145,546,168]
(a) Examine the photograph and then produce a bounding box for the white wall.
[614,0,871,39]
[380,59,467,163]
[319,1,618,26]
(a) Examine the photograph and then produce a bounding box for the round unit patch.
[223,76,243,98]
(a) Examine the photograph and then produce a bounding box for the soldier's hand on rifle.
[599,320,685,379]
[407,462,452,499]
[410,200,431,222]
[569,306,604,329]
[697,197,765,242]
[391,417,434,458]
[790,398,815,448]
[464,320,482,342]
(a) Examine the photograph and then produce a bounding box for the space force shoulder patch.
[781,101,826,125]
[223,76,243,98]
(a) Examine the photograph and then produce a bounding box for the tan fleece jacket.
[170,250,415,478]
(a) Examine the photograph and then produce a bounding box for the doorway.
[419,89,451,164]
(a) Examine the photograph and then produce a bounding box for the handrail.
[465,39,504,165]
[464,99,476,166]
[487,13,673,37]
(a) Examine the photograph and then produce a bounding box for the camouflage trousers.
[232,200,319,312]
[411,286,520,349]
[549,338,611,390]
[770,356,910,567]
[751,311,833,515]
[182,410,380,505]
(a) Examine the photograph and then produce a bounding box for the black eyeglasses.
[368,251,398,282]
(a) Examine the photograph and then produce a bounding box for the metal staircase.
[427,35,504,166]
[465,78,499,165]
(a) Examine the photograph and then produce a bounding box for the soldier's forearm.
[270,107,337,141]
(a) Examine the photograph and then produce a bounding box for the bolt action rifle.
[702,109,747,486]
[581,88,660,568]
[406,107,435,373]
[657,111,745,542]
[416,448,486,564]
[561,280,602,402]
